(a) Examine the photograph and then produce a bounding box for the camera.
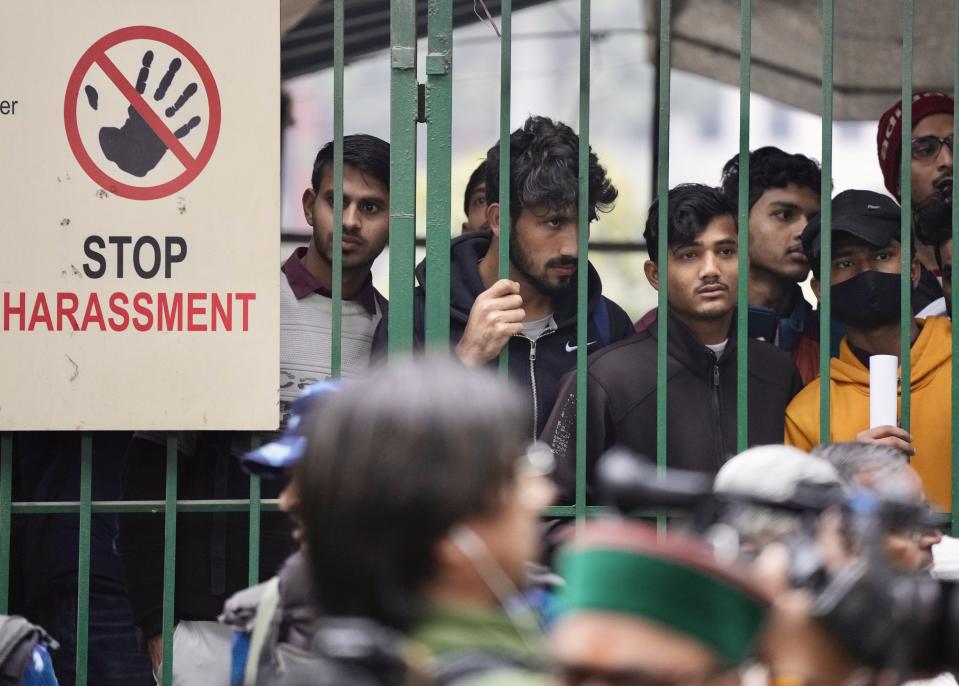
[595,448,959,676]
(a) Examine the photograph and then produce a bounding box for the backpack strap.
[243,576,280,686]
[591,297,610,348]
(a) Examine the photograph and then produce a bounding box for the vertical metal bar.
[951,2,958,531]
[388,0,418,357]
[900,0,914,432]
[574,0,590,520]
[75,433,93,686]
[160,436,178,686]
[498,0,512,376]
[331,0,344,377]
[656,0,671,480]
[819,0,834,444]
[736,0,751,453]
[248,437,261,586]
[0,433,11,613]
[425,0,453,348]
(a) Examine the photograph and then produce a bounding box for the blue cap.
[241,380,341,477]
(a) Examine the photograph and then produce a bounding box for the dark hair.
[311,134,390,192]
[296,359,529,631]
[643,184,737,262]
[484,115,618,222]
[720,146,822,211]
[463,159,487,216]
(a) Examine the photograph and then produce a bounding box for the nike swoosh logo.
[565,341,597,352]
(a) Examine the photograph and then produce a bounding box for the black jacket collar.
[646,307,739,380]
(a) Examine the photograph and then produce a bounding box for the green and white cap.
[557,519,770,667]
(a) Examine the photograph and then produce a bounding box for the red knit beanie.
[876,92,954,197]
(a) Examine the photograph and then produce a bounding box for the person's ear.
[811,276,821,301]
[911,255,921,288]
[487,203,501,239]
[644,260,660,291]
[302,188,317,226]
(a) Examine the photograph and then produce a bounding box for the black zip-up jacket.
[543,308,804,503]
[413,230,634,438]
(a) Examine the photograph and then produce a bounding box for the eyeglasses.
[911,134,953,161]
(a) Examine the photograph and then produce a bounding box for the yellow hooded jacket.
[784,316,953,510]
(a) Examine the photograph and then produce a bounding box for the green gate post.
[389,0,418,357]
[736,0,751,453]
[425,0,454,348]
[900,0,914,432]
[76,434,93,686]
[655,0,671,481]
[574,0,591,521]
[248,439,261,587]
[160,436,178,686]
[331,0,345,378]
[819,0,834,444]
[497,0,513,377]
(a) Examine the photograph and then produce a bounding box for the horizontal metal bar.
[545,505,609,517]
[10,499,281,514]
[281,233,651,253]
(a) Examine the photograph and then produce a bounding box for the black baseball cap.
[801,189,903,265]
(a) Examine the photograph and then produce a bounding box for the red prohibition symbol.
[64,26,221,201]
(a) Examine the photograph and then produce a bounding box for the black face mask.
[829,271,903,329]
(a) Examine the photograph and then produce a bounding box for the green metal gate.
[1,1,957,684]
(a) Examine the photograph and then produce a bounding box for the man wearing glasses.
[877,92,954,317]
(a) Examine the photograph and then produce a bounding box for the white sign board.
[0,1,280,430]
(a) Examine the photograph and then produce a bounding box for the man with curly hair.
[413,116,634,438]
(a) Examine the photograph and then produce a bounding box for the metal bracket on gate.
[391,45,416,70]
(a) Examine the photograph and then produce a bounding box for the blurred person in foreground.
[712,446,877,685]
[813,442,942,574]
[715,444,950,684]
[219,381,354,686]
[296,360,556,685]
[784,190,953,511]
[551,518,770,686]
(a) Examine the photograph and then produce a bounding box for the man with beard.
[413,116,634,438]
[543,184,802,502]
[121,135,390,683]
[914,195,954,318]
[785,190,953,512]
[877,92,954,316]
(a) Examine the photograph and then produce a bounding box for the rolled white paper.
[869,354,899,428]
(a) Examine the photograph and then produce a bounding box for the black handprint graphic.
[84,51,201,177]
